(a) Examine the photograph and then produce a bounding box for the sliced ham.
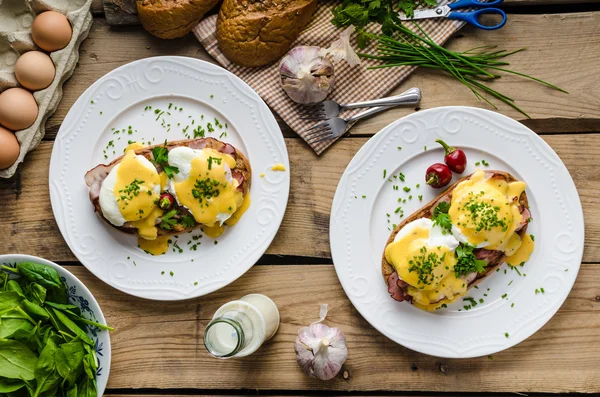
[84,163,116,202]
[232,170,244,192]
[188,139,208,150]
[387,272,411,302]
[474,248,503,263]
[220,143,236,156]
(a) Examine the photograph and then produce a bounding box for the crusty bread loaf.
[216,0,317,67]
[382,171,530,291]
[136,0,220,39]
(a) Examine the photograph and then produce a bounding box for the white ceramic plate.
[330,106,584,358]
[0,254,111,397]
[50,57,290,300]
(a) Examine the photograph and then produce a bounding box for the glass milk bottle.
[203,294,280,358]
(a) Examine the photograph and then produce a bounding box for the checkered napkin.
[193,2,463,155]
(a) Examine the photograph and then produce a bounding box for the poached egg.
[385,218,465,310]
[449,170,530,257]
[99,150,164,240]
[167,147,244,231]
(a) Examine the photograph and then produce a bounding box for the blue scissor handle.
[448,0,504,9]
[447,8,507,30]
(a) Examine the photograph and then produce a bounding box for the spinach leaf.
[77,376,96,397]
[0,319,33,339]
[50,310,93,346]
[0,270,8,289]
[0,338,37,380]
[81,344,97,381]
[12,324,41,354]
[33,339,61,397]
[0,377,25,393]
[65,385,77,397]
[16,263,62,290]
[29,284,46,306]
[46,287,68,306]
[6,281,24,297]
[44,302,80,314]
[20,301,49,322]
[55,340,85,388]
[0,292,23,315]
[46,303,113,331]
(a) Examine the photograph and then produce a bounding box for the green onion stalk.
[357,23,567,118]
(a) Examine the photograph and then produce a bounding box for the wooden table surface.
[1,0,600,395]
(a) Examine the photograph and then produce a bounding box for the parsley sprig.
[331,0,437,46]
[151,141,179,179]
[432,201,452,233]
[454,243,487,277]
[158,209,179,230]
[181,215,196,228]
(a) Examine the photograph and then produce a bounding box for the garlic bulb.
[322,26,361,67]
[294,304,348,381]
[279,46,335,104]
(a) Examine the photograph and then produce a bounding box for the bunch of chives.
[358,23,567,117]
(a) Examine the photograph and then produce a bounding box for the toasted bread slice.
[382,170,530,303]
[84,138,251,237]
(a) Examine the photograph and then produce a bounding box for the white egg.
[167,147,234,225]
[394,218,459,251]
[99,155,159,227]
[451,224,489,248]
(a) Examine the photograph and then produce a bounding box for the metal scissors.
[399,0,507,30]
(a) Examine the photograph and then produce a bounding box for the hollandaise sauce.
[385,224,466,310]
[225,193,251,227]
[506,233,535,267]
[449,170,526,251]
[173,148,244,227]
[114,150,160,223]
[125,141,145,152]
[138,235,171,256]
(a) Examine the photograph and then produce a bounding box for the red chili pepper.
[158,193,175,210]
[426,163,452,188]
[436,139,467,174]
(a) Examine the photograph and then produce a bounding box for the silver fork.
[304,105,395,144]
[299,87,421,120]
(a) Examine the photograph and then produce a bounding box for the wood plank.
[46,13,600,140]
[1,134,598,262]
[64,264,600,392]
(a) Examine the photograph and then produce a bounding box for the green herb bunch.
[151,141,179,179]
[0,262,113,397]
[332,0,437,41]
[358,22,567,117]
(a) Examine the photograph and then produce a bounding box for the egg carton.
[0,0,93,178]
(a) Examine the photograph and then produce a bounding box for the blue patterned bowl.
[0,254,111,396]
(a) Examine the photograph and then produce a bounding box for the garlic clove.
[323,26,361,67]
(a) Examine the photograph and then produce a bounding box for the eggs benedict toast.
[85,138,251,255]
[382,170,534,311]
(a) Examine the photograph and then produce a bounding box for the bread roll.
[137,0,220,39]
[216,0,317,67]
